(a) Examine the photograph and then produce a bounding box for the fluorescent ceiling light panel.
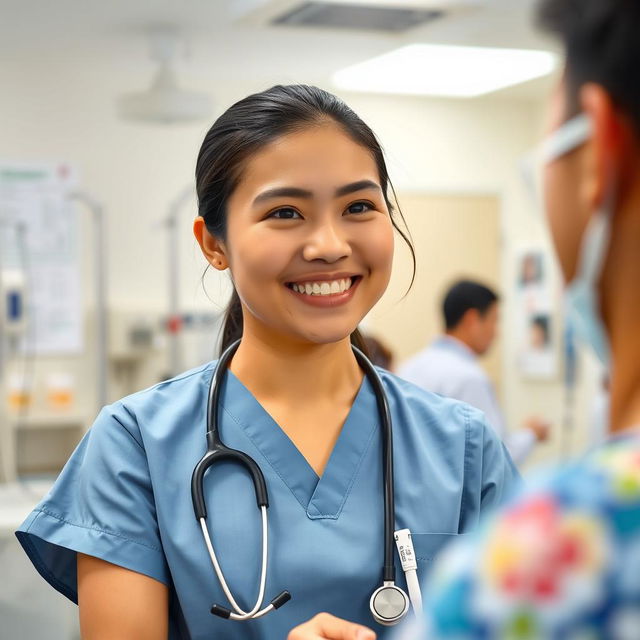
[332,44,556,97]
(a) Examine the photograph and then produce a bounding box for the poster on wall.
[515,249,557,378]
[0,162,82,354]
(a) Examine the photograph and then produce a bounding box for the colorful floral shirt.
[418,433,640,639]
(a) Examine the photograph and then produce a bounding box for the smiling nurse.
[16,85,520,640]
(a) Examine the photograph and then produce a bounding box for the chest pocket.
[409,532,468,565]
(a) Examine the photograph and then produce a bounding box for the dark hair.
[361,334,394,371]
[195,84,415,353]
[531,314,551,345]
[442,280,498,330]
[536,0,640,130]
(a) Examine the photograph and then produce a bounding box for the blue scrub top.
[16,362,520,639]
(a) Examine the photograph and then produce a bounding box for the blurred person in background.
[396,0,640,636]
[399,280,549,465]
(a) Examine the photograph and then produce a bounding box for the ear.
[579,83,630,210]
[462,307,480,329]
[193,217,229,270]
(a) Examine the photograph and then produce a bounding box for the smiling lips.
[286,276,359,307]
[290,277,353,296]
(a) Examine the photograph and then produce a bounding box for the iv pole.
[68,192,109,409]
[0,219,23,482]
[165,185,195,377]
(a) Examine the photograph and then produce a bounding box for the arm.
[505,426,537,464]
[78,554,168,640]
[454,375,537,465]
[458,407,521,532]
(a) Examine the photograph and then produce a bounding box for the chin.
[298,325,359,346]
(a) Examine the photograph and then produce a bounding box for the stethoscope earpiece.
[370,582,410,626]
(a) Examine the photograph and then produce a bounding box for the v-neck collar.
[220,369,380,520]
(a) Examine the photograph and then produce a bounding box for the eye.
[345,201,374,215]
[267,207,302,220]
[268,207,302,220]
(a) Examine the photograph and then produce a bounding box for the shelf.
[6,413,86,431]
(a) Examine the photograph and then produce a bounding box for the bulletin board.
[0,162,82,354]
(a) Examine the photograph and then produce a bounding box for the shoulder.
[399,346,485,384]
[553,433,640,509]
[378,368,488,439]
[424,436,640,637]
[94,361,217,444]
[118,360,215,408]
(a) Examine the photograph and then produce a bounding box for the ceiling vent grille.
[272,2,446,33]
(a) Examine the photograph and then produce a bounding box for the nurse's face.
[216,122,394,345]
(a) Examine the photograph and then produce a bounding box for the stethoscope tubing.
[351,347,396,583]
[191,339,403,622]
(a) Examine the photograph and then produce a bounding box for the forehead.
[235,123,381,196]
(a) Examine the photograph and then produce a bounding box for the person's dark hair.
[536,0,640,130]
[361,334,394,371]
[195,84,415,353]
[531,314,551,345]
[442,280,498,330]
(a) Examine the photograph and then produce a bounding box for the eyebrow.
[252,179,382,206]
[335,179,381,197]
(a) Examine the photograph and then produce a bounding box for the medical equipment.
[0,225,29,482]
[1,269,27,340]
[191,339,422,624]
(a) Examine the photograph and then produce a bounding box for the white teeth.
[291,277,354,296]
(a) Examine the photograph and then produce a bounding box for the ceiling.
[1,0,560,100]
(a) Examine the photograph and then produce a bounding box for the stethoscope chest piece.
[369,582,409,626]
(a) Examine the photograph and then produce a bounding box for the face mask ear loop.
[575,173,616,288]
[561,168,618,460]
[561,320,577,461]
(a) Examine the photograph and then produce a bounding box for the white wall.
[1,53,598,470]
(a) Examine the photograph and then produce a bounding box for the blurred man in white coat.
[399,280,548,464]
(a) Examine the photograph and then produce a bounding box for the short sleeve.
[15,404,169,603]
[459,409,521,532]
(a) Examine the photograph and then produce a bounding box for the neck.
[602,179,640,434]
[229,326,362,406]
[445,329,475,354]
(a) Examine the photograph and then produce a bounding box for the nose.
[302,219,352,263]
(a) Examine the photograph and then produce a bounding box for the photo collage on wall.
[515,250,557,379]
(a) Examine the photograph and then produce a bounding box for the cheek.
[227,225,288,283]
[544,164,587,283]
[367,219,395,279]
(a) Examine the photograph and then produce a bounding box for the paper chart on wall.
[0,162,82,353]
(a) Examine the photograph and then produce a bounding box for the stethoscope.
[191,339,423,624]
